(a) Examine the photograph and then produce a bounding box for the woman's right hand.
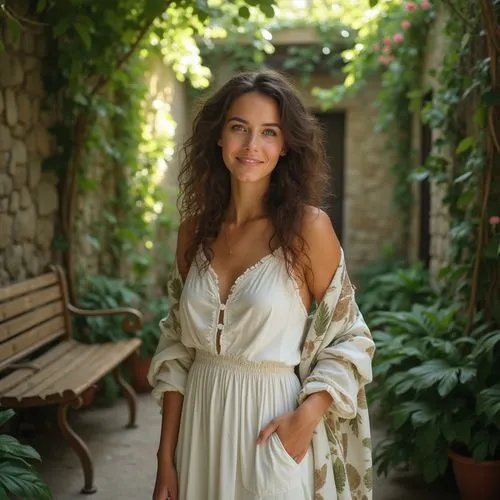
[153,459,178,500]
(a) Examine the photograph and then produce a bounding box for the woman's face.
[218,92,285,184]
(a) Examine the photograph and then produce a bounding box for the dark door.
[419,95,432,268]
[315,112,345,243]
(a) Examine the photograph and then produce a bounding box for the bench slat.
[0,273,59,303]
[8,342,102,398]
[0,341,77,395]
[0,301,65,343]
[0,285,62,323]
[0,339,140,406]
[0,316,66,363]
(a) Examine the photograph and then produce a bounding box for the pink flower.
[378,55,395,65]
[406,1,417,10]
[383,45,391,54]
[393,33,404,43]
[401,20,412,29]
[383,36,391,46]
[489,215,500,225]
[420,0,431,9]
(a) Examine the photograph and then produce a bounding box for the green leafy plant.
[372,304,500,481]
[135,294,170,357]
[356,260,435,325]
[74,274,140,344]
[0,409,52,499]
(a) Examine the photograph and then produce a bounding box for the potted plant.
[0,409,52,499]
[127,293,170,393]
[371,303,500,499]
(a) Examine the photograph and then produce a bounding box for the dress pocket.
[241,432,301,495]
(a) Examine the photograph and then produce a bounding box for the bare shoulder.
[176,217,198,280]
[300,206,341,301]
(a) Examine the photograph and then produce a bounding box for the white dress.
[152,248,314,500]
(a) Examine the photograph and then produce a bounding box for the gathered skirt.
[175,350,314,500]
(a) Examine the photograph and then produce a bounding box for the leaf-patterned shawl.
[297,249,375,500]
[149,248,375,500]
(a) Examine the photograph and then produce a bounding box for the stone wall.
[0,19,58,286]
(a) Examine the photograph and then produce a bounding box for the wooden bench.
[0,265,143,494]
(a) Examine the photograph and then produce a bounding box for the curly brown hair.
[178,70,329,274]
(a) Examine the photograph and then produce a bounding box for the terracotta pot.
[80,385,98,408]
[128,353,153,393]
[449,449,500,500]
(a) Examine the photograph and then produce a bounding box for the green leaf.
[36,0,47,13]
[259,2,275,18]
[333,458,346,493]
[369,0,379,6]
[238,6,251,19]
[314,302,330,337]
[0,435,41,462]
[74,16,92,50]
[456,136,475,154]
[0,410,15,428]
[0,462,52,500]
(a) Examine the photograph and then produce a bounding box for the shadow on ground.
[26,395,460,499]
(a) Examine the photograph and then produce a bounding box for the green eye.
[231,124,246,132]
[263,129,277,137]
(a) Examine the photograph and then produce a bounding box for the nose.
[244,132,258,150]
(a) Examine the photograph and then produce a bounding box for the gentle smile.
[237,157,262,164]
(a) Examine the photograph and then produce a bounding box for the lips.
[236,156,262,165]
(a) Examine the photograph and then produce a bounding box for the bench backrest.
[0,267,71,371]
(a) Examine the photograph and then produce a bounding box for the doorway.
[315,112,345,243]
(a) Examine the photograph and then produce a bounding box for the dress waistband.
[194,350,295,374]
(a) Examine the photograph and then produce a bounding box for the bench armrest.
[67,304,143,333]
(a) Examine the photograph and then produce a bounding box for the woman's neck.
[226,178,270,226]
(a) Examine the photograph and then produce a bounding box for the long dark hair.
[178,70,329,274]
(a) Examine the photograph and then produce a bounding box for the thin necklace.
[223,226,233,256]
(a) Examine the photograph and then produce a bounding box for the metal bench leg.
[113,367,138,428]
[57,401,97,494]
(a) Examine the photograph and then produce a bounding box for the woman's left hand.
[256,405,318,464]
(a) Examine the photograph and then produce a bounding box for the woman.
[148,70,375,500]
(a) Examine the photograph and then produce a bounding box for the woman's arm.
[157,392,184,462]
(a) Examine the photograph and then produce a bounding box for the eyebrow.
[227,116,282,129]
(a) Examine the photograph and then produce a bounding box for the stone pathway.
[31,394,460,499]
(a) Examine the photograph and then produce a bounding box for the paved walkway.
[31,394,459,499]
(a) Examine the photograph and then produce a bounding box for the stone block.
[9,190,19,213]
[23,32,35,54]
[0,198,8,212]
[0,54,24,87]
[36,181,58,216]
[26,71,45,97]
[26,129,37,153]
[13,204,36,242]
[11,139,27,166]
[17,93,31,126]
[12,165,28,189]
[12,124,26,139]
[5,88,18,127]
[36,218,55,250]
[20,186,31,209]
[0,213,13,249]
[35,124,52,157]
[0,90,3,115]
[28,159,42,188]
[23,56,39,72]
[0,125,12,152]
[31,97,40,124]
[5,244,24,279]
[0,173,13,197]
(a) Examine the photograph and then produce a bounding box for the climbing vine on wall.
[1,0,276,299]
[314,0,434,248]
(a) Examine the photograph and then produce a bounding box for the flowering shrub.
[314,1,435,244]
